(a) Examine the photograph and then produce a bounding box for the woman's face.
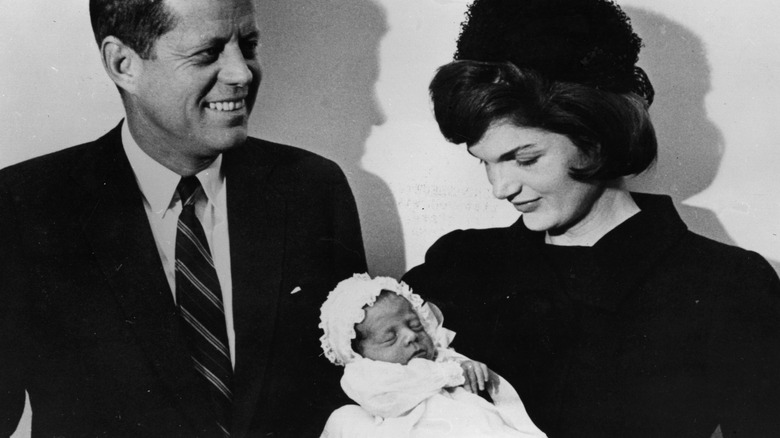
[468,122,604,234]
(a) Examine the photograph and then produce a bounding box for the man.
[0,0,366,436]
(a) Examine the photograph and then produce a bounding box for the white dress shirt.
[122,122,235,367]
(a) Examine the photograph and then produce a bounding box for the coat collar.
[508,192,689,312]
[69,122,242,435]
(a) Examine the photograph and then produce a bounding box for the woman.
[403,0,780,436]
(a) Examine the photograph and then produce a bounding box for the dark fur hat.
[455,0,654,104]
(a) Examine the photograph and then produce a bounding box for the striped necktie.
[175,176,232,436]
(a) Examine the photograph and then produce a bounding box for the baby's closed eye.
[409,319,423,331]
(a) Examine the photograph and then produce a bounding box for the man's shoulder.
[0,126,119,190]
[231,137,346,181]
[242,137,338,165]
[0,141,105,192]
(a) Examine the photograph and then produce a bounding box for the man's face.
[130,0,261,166]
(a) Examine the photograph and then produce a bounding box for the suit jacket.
[404,193,780,437]
[0,123,367,437]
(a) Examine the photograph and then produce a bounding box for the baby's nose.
[400,328,418,345]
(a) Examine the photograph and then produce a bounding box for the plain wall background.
[3,0,779,435]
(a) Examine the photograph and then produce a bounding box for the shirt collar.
[121,120,225,217]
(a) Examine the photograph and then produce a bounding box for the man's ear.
[100,36,143,94]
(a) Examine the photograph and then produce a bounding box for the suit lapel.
[223,145,287,435]
[72,124,218,433]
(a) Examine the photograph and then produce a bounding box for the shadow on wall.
[623,8,780,274]
[624,7,724,235]
[251,1,406,277]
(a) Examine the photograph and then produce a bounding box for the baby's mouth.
[411,349,429,359]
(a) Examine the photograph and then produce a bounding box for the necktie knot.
[177,176,202,207]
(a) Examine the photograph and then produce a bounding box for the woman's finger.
[487,369,500,392]
[465,363,477,393]
[475,363,488,391]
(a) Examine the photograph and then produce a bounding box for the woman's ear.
[100,36,143,94]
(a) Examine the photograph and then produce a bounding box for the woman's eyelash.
[477,155,539,166]
[516,156,540,166]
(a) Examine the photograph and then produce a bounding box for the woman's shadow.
[624,7,780,275]
[251,1,406,277]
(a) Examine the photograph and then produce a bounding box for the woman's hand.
[460,360,492,393]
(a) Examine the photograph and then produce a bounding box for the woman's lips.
[513,197,541,213]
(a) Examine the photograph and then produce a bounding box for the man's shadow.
[623,7,780,275]
[251,1,406,277]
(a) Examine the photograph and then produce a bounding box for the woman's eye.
[516,156,540,166]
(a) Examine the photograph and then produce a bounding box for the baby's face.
[356,293,435,365]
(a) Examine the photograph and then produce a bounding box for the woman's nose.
[487,163,521,200]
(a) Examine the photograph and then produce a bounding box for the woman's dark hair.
[430,60,657,181]
[90,0,178,59]
[454,0,654,105]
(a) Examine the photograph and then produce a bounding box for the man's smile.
[207,99,246,111]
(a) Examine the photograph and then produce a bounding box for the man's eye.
[196,47,222,63]
[240,40,260,59]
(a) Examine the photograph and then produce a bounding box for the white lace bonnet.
[319,273,450,366]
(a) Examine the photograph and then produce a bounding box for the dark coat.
[0,123,366,437]
[404,193,780,437]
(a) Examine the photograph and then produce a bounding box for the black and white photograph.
[2,0,779,436]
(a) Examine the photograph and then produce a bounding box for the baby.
[318,273,546,438]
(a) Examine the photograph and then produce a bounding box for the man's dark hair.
[89,0,178,59]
